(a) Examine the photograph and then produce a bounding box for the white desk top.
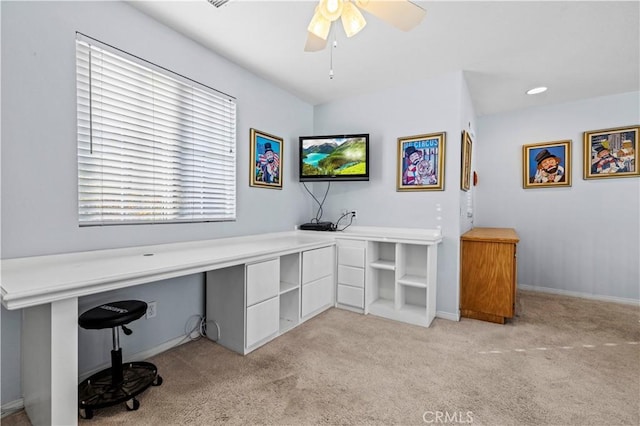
[334,226,442,244]
[1,227,441,310]
[1,231,334,310]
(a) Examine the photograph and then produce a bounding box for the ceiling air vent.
[207,0,232,7]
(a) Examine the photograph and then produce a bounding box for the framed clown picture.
[583,125,639,180]
[522,140,572,189]
[250,128,283,189]
[397,132,446,191]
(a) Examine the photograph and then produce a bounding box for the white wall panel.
[312,72,467,317]
[476,91,640,301]
[1,1,312,260]
[0,1,313,405]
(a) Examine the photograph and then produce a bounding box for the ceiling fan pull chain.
[329,25,337,80]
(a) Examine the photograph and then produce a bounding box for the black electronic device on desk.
[299,221,335,231]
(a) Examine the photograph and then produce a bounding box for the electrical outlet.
[342,209,357,219]
[146,301,157,319]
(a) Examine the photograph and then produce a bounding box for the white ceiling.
[128,0,640,116]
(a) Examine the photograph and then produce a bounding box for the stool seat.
[79,300,147,330]
[77,299,162,419]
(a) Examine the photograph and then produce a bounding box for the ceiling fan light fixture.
[341,1,367,37]
[319,0,344,22]
[308,8,332,40]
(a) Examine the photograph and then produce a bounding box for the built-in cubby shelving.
[365,239,438,327]
[206,245,334,355]
[370,260,395,271]
[397,275,427,288]
[279,289,299,333]
[370,241,396,270]
[279,253,300,333]
[279,282,298,294]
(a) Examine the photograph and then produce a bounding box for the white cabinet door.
[337,265,365,288]
[301,275,334,318]
[302,247,334,284]
[246,296,279,348]
[338,246,365,268]
[337,284,364,308]
[246,259,279,307]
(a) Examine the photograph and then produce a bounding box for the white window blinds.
[76,34,236,225]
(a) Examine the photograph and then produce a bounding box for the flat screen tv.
[299,134,369,181]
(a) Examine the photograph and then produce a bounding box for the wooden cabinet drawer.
[337,284,364,308]
[337,265,364,288]
[302,246,334,284]
[338,246,365,268]
[246,259,279,307]
[246,296,279,348]
[301,275,333,317]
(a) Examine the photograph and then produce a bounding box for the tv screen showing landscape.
[299,134,369,181]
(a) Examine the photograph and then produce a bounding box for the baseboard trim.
[335,304,365,314]
[79,335,191,382]
[519,284,640,306]
[1,398,24,418]
[436,310,460,322]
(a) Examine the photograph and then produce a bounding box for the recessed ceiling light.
[526,86,548,95]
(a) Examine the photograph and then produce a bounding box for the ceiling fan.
[305,0,426,52]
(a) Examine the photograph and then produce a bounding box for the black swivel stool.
[78,300,163,419]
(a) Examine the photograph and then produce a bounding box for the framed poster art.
[461,131,473,192]
[249,128,283,189]
[397,132,446,191]
[583,125,639,180]
[522,140,572,189]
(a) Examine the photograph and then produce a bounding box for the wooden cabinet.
[460,227,519,324]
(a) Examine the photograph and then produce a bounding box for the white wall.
[0,1,313,405]
[312,71,469,318]
[459,73,477,234]
[3,0,635,412]
[1,2,312,259]
[476,91,640,302]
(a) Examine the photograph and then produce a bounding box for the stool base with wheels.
[78,300,163,419]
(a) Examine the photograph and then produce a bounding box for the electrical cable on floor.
[171,314,206,350]
[203,318,221,341]
[186,314,206,340]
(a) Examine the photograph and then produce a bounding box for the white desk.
[1,227,441,425]
[1,231,334,425]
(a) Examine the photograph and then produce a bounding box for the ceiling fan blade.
[304,31,328,52]
[355,0,426,31]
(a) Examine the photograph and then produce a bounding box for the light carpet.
[4,290,639,425]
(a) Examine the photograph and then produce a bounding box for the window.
[76,34,236,225]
